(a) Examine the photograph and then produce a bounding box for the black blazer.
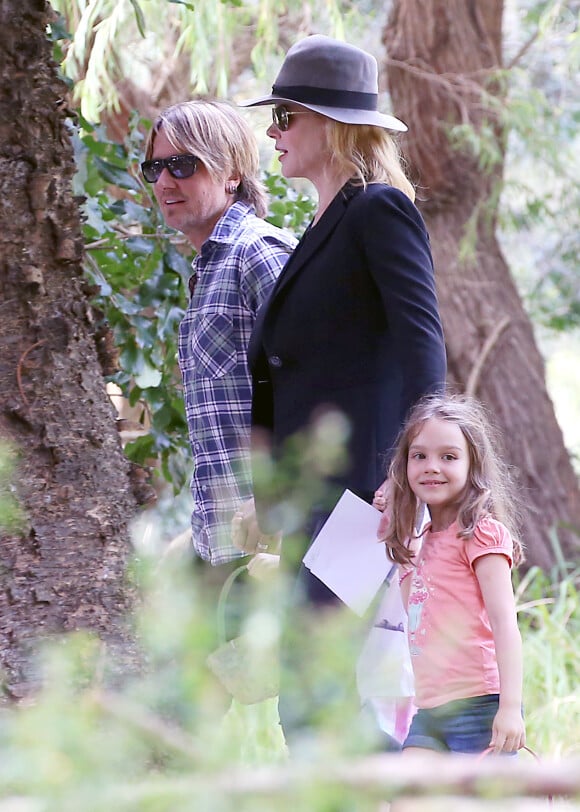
[248,182,446,521]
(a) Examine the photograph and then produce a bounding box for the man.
[142,100,296,568]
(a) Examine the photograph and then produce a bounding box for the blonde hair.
[384,393,525,567]
[145,99,269,217]
[324,121,415,201]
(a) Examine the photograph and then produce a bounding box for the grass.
[517,565,580,757]
[0,548,577,810]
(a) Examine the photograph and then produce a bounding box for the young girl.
[383,393,526,755]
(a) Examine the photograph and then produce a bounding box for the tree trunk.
[383,0,580,569]
[0,0,141,699]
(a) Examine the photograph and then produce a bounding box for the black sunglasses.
[271,105,310,132]
[141,154,199,183]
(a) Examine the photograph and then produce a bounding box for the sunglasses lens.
[273,106,289,131]
[141,155,198,182]
[169,155,198,179]
[141,161,161,182]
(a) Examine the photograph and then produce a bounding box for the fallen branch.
[105,752,580,804]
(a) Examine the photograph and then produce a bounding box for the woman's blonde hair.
[145,99,269,217]
[324,121,415,201]
[384,393,525,567]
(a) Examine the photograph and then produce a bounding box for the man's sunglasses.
[141,154,199,183]
[271,105,310,132]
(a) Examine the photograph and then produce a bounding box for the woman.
[238,36,447,738]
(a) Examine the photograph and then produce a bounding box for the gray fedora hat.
[240,34,407,132]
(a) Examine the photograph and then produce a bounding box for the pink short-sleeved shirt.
[407,516,513,709]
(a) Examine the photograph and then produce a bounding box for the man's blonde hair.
[145,100,269,217]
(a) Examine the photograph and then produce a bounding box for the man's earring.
[226,182,238,194]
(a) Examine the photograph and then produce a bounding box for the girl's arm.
[474,553,526,753]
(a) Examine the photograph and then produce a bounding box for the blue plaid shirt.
[178,201,296,564]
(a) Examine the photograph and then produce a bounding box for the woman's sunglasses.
[141,154,198,183]
[271,105,310,132]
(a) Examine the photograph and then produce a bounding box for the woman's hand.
[231,497,281,554]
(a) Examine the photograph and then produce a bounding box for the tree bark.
[383,0,580,568]
[0,0,141,699]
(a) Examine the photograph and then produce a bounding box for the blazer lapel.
[268,183,359,301]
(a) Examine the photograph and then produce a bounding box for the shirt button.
[268,355,283,368]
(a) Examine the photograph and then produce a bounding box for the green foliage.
[72,113,314,491]
[263,172,316,232]
[72,113,192,490]
[50,0,344,118]
[498,1,580,331]
[441,1,580,334]
[0,554,293,808]
[0,548,577,808]
[517,563,580,756]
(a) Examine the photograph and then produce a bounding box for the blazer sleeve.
[352,185,446,411]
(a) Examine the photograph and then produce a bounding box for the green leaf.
[83,198,109,235]
[169,0,195,9]
[112,292,144,317]
[125,236,156,255]
[93,157,141,192]
[128,0,147,38]
[124,434,156,464]
[47,12,72,42]
[165,244,193,282]
[134,364,162,390]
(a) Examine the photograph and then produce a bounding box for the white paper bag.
[356,567,415,742]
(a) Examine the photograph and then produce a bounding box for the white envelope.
[302,489,392,616]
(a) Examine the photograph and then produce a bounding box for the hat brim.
[239,95,407,133]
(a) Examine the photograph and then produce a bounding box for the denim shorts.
[403,694,503,754]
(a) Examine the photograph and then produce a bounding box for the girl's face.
[266,104,333,185]
[406,417,470,530]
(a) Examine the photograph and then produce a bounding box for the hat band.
[272,84,378,111]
